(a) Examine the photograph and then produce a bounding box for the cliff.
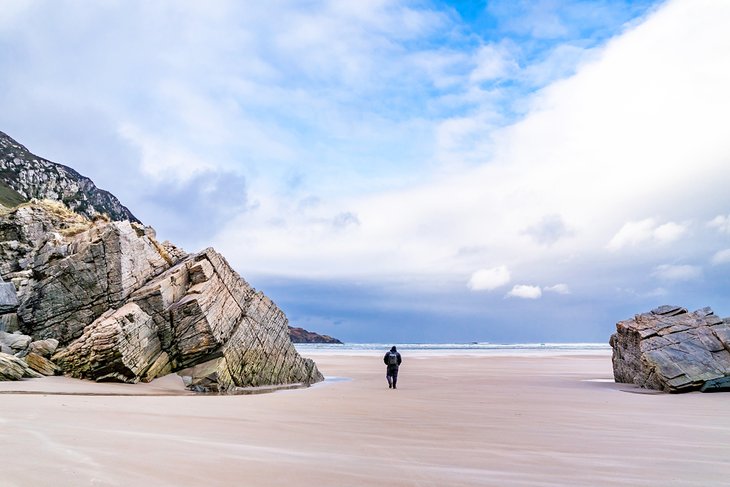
[0,131,138,222]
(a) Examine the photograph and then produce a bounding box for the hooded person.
[383,346,402,389]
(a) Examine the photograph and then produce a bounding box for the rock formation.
[0,351,42,380]
[0,131,138,222]
[610,305,730,392]
[0,199,323,391]
[289,326,343,344]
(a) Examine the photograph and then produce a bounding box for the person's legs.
[392,372,398,389]
[386,374,393,388]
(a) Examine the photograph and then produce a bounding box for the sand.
[1,351,729,486]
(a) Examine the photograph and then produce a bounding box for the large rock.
[0,331,32,354]
[29,338,59,357]
[610,305,730,392]
[0,351,42,380]
[0,201,323,390]
[53,249,323,390]
[25,351,59,376]
[2,203,170,343]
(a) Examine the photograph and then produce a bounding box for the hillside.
[0,131,138,222]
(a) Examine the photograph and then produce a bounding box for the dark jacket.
[384,351,402,375]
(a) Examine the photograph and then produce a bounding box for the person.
[383,345,402,389]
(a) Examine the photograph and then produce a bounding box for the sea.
[295,342,612,357]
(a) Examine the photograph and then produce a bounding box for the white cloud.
[118,124,215,183]
[653,222,687,243]
[708,215,730,234]
[607,219,656,250]
[4,0,730,298]
[544,283,570,294]
[608,219,688,250]
[711,249,730,265]
[467,266,511,291]
[470,43,518,83]
[507,284,542,299]
[653,264,702,282]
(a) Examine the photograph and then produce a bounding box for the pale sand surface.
[1,352,729,486]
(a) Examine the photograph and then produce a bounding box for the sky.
[2,0,730,343]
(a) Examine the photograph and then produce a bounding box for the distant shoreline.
[295,342,612,357]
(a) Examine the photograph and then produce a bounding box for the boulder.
[610,305,730,392]
[29,338,59,357]
[0,331,32,353]
[25,352,59,376]
[53,249,323,390]
[0,351,42,380]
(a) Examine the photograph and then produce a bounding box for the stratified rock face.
[0,201,323,390]
[610,305,730,392]
[0,131,138,222]
[1,201,169,343]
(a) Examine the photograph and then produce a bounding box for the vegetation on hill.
[0,180,27,209]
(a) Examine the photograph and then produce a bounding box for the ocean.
[295,342,612,356]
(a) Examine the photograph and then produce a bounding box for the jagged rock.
[0,200,322,391]
[1,201,175,343]
[610,305,730,392]
[0,351,42,380]
[0,130,138,221]
[25,351,59,376]
[53,248,323,390]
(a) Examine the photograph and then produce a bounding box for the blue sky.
[3,0,730,343]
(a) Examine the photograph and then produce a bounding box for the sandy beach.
[1,351,729,487]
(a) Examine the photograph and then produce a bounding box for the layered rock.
[0,130,138,222]
[0,352,42,380]
[610,305,730,392]
[0,201,322,391]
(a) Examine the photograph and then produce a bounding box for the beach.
[1,350,729,486]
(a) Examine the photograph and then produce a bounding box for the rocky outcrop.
[0,352,42,380]
[610,305,730,393]
[0,131,138,222]
[289,326,343,344]
[0,200,322,391]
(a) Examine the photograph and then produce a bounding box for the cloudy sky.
[2,0,730,343]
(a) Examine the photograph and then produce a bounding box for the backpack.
[387,352,398,365]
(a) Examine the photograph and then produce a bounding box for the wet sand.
[1,352,729,486]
